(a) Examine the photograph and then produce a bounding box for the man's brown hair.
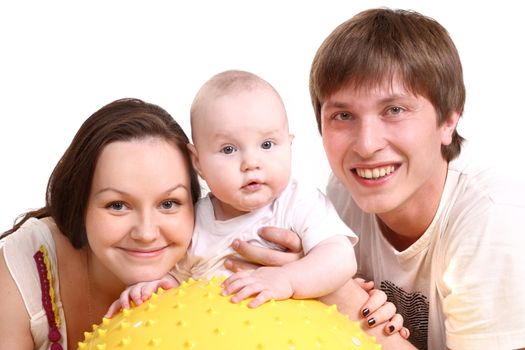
[310,8,465,161]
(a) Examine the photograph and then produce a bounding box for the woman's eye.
[161,200,179,210]
[261,141,273,150]
[334,112,351,120]
[221,145,236,154]
[107,201,126,211]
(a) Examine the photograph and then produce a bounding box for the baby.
[107,70,357,313]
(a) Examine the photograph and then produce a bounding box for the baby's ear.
[289,134,295,145]
[187,144,204,179]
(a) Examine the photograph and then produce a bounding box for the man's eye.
[387,106,404,115]
[334,112,351,120]
[261,141,273,150]
[221,146,236,154]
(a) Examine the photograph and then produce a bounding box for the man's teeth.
[356,165,395,179]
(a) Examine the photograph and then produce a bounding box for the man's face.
[320,78,458,218]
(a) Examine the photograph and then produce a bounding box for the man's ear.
[440,111,460,146]
[187,143,205,179]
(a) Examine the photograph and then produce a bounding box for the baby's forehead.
[211,81,278,102]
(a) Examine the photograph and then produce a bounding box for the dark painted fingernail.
[367,318,376,327]
[362,308,370,317]
[388,325,395,333]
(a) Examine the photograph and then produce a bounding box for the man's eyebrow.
[322,93,413,110]
[322,100,350,109]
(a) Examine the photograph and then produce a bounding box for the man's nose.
[351,118,386,158]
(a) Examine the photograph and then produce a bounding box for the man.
[227,8,525,350]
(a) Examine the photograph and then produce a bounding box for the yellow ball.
[78,277,380,349]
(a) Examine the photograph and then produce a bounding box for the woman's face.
[85,137,195,285]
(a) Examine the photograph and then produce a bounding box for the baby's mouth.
[242,181,263,191]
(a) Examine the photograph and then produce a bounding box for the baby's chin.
[237,194,277,212]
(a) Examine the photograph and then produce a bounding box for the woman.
[0,98,201,349]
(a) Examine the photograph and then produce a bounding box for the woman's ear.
[187,144,205,179]
[440,111,460,146]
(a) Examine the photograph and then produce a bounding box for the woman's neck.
[85,249,126,307]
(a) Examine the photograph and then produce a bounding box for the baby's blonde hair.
[190,70,285,142]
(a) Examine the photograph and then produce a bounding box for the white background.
[1,0,524,231]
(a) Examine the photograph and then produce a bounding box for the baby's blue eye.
[221,146,235,154]
[261,141,273,150]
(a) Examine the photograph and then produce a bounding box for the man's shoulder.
[448,153,524,208]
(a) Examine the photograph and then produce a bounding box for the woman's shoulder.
[0,246,35,348]
[0,217,58,348]
[2,218,55,255]
[1,217,58,305]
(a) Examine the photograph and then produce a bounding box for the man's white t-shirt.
[174,179,358,281]
[327,154,525,350]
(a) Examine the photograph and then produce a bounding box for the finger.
[142,283,160,300]
[222,275,253,296]
[361,288,387,318]
[222,270,249,289]
[384,313,404,335]
[224,256,261,273]
[366,302,397,328]
[129,285,145,306]
[247,289,273,308]
[231,283,264,304]
[104,300,122,318]
[232,239,302,266]
[400,327,410,339]
[258,226,302,252]
[356,279,374,292]
[158,276,179,291]
[118,289,132,309]
[354,277,366,286]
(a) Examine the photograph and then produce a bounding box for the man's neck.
[376,161,449,251]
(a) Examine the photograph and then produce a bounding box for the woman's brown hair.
[2,98,201,248]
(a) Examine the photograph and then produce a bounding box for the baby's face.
[191,87,293,218]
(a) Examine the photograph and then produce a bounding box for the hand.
[104,274,179,318]
[221,266,293,308]
[224,226,303,272]
[357,278,409,338]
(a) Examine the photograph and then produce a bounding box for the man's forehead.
[324,78,414,103]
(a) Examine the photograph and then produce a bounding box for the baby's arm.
[105,273,179,318]
[222,235,356,307]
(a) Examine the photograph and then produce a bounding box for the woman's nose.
[130,212,159,242]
